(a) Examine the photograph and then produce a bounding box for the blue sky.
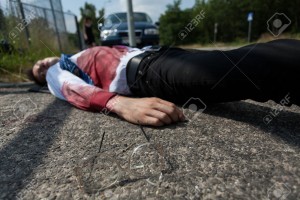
[1,0,195,33]
[62,0,195,22]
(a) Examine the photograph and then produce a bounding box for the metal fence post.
[17,0,30,46]
[126,0,136,47]
[74,15,83,50]
[49,0,62,52]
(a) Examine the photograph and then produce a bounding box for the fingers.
[142,117,164,126]
[152,98,185,122]
[115,96,185,127]
[146,109,173,125]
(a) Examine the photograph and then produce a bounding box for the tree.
[80,2,97,21]
[159,0,300,45]
[98,8,105,26]
[159,0,194,45]
[79,2,99,45]
[0,7,7,39]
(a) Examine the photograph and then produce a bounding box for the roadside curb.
[0,82,35,88]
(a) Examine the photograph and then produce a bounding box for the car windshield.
[104,13,152,26]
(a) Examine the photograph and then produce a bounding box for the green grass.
[179,33,300,49]
[1,33,300,83]
[0,35,78,82]
[0,17,79,82]
[0,48,60,82]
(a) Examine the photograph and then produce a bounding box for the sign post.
[214,22,218,43]
[247,12,253,43]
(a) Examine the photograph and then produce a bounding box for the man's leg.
[137,39,300,106]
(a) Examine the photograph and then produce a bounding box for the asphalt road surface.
[0,85,299,199]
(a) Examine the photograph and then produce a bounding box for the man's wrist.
[106,95,123,114]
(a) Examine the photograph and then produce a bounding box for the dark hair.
[26,68,45,86]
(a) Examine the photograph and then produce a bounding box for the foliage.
[2,0,300,82]
[159,0,300,45]
[0,2,101,82]
[0,8,6,38]
[0,14,62,82]
[79,2,105,45]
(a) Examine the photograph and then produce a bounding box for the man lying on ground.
[28,39,300,126]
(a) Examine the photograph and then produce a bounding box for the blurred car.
[99,12,159,47]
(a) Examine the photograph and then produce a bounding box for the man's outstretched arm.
[46,63,117,111]
[47,63,184,126]
[106,95,185,126]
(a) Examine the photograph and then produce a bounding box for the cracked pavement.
[0,86,299,199]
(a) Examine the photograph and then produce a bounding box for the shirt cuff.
[90,91,117,111]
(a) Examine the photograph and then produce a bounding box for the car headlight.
[144,28,159,35]
[101,29,117,38]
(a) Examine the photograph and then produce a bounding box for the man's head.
[85,17,92,22]
[28,57,59,85]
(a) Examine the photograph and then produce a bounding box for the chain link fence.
[0,0,84,82]
[0,0,83,54]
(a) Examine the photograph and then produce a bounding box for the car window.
[133,13,152,22]
[104,14,122,26]
[105,13,152,25]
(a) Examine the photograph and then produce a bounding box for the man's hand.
[106,95,185,126]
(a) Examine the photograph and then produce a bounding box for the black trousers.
[133,39,300,106]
